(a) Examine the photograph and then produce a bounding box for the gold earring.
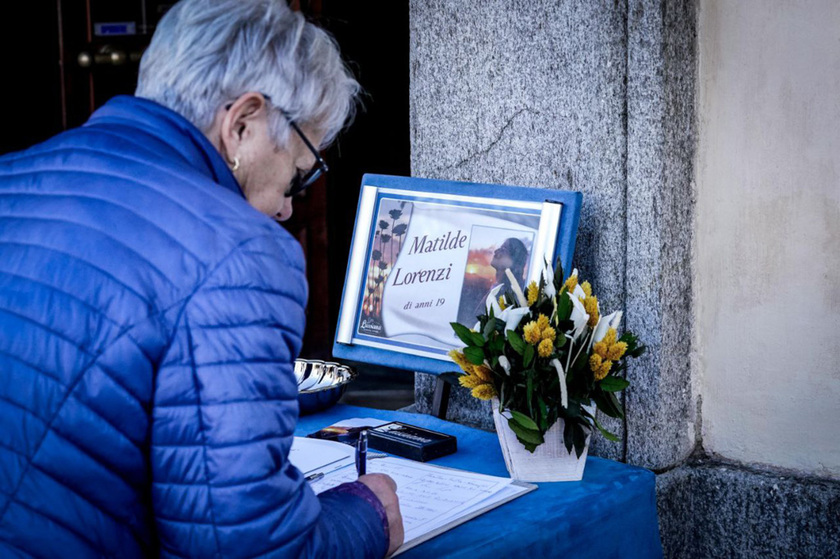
[231,156,240,172]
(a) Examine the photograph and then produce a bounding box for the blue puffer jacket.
[0,96,389,558]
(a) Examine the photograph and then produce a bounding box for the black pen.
[355,430,368,476]
[305,472,324,483]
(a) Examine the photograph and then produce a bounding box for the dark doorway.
[0,0,414,409]
[316,1,415,409]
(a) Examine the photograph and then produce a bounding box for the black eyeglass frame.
[279,108,329,198]
[225,93,329,198]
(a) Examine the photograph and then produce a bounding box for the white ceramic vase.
[492,398,590,482]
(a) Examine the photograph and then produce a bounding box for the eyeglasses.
[226,94,329,198]
[279,107,328,198]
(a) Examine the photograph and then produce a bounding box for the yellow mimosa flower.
[538,338,554,357]
[473,364,494,382]
[526,281,539,305]
[471,383,498,400]
[563,274,578,293]
[498,295,507,310]
[581,281,593,298]
[523,321,542,345]
[458,373,483,389]
[590,352,613,380]
[448,349,471,372]
[584,295,599,328]
[603,328,617,346]
[607,341,628,361]
[541,326,556,342]
[536,314,550,331]
[595,360,612,381]
[593,340,609,359]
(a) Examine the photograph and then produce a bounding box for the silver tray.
[295,359,357,415]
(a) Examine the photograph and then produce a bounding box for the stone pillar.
[410,0,631,462]
[409,0,696,468]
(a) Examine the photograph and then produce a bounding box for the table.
[296,405,663,558]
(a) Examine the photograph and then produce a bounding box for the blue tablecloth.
[296,405,663,558]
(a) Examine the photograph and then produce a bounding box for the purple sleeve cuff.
[324,481,390,552]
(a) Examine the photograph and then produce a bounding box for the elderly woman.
[0,0,402,557]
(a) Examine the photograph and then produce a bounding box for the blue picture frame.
[333,174,582,376]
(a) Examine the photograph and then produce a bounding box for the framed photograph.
[333,174,582,375]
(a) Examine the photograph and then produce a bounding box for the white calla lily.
[590,310,623,349]
[504,268,528,308]
[498,355,511,376]
[550,358,568,409]
[501,307,530,333]
[567,291,590,340]
[485,284,505,315]
[542,260,556,298]
[484,282,531,333]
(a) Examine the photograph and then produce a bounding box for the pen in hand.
[355,430,368,477]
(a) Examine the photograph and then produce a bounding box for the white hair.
[135,0,360,148]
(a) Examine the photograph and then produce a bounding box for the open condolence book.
[289,433,536,556]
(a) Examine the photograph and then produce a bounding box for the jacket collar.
[85,95,244,199]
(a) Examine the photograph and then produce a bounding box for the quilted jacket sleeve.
[150,233,389,558]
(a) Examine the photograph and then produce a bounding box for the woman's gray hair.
[136,0,360,148]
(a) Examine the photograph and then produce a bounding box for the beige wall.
[696,0,840,477]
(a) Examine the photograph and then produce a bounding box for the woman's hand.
[358,473,405,556]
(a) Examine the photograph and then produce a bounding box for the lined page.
[310,457,514,542]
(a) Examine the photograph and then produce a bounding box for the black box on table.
[367,422,457,462]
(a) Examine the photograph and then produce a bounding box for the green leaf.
[565,398,581,418]
[619,331,637,345]
[450,322,475,346]
[491,334,506,353]
[556,290,572,321]
[526,374,534,409]
[630,344,646,358]
[523,344,535,368]
[554,258,565,286]
[591,392,621,418]
[464,346,485,365]
[599,376,630,392]
[507,417,544,446]
[608,391,625,418]
[507,331,526,355]
[571,349,589,373]
[563,420,575,453]
[572,423,588,458]
[537,396,548,431]
[483,318,497,339]
[590,412,620,442]
[555,331,567,348]
[620,332,646,358]
[511,410,539,431]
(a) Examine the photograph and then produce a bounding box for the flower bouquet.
[447,261,644,479]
